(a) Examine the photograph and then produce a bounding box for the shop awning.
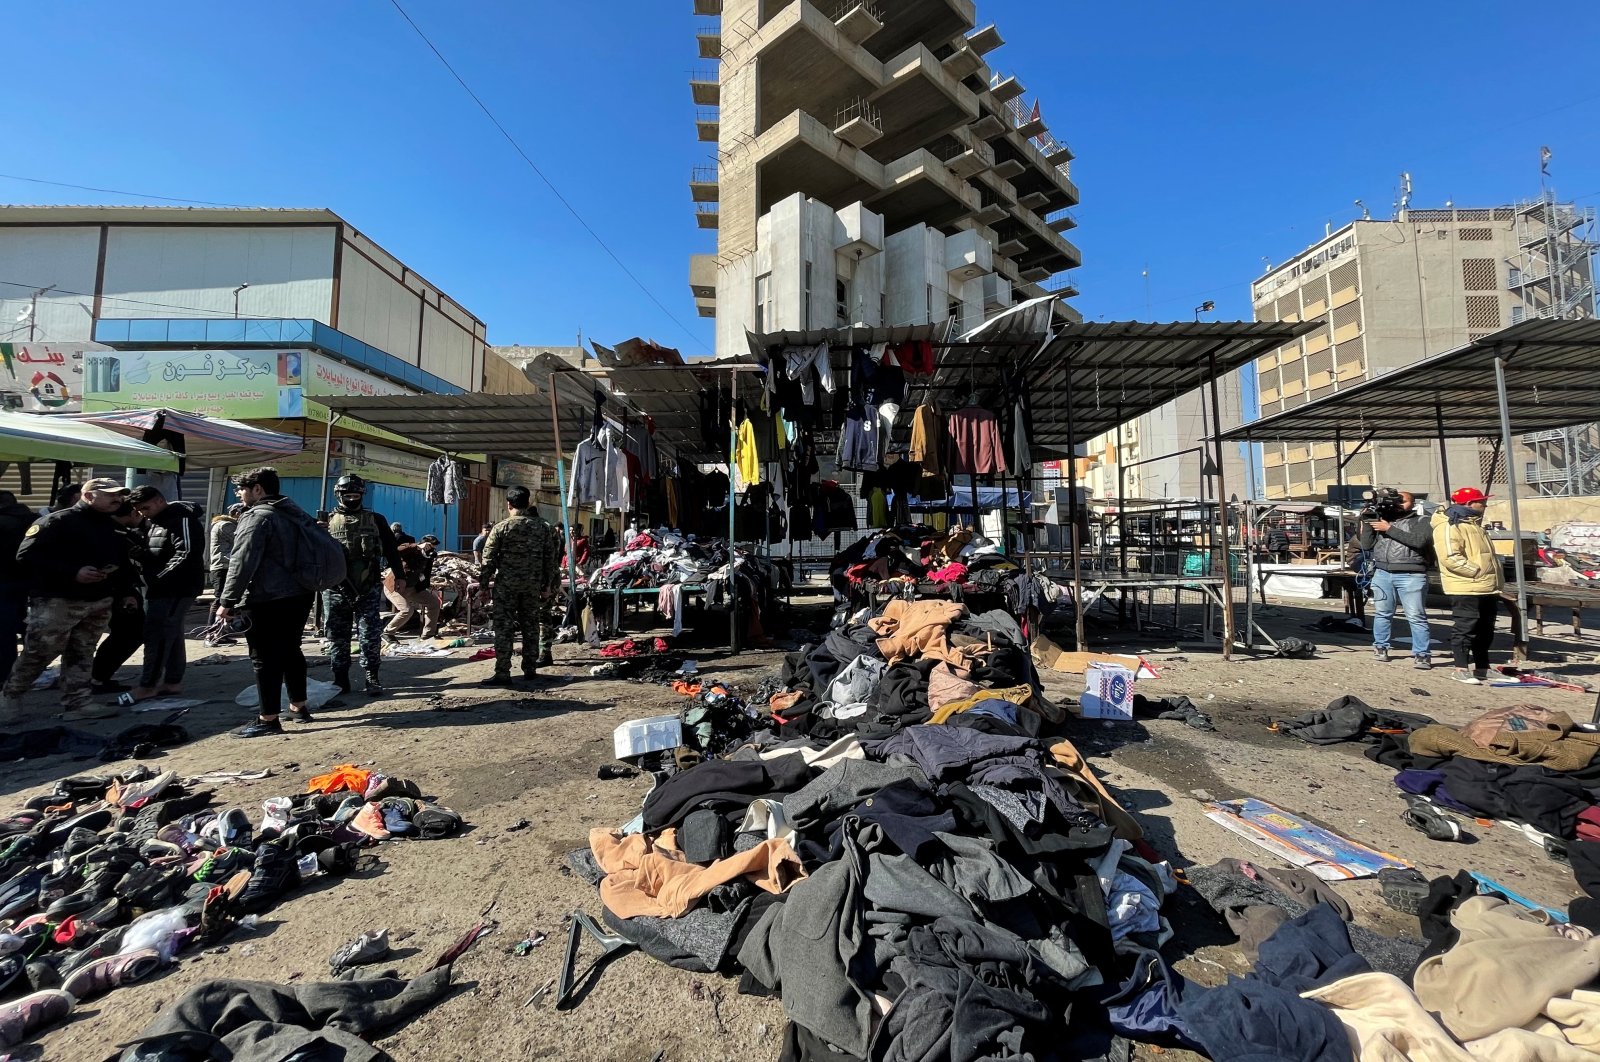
[60,407,304,467]
[1221,319,1600,442]
[0,412,181,471]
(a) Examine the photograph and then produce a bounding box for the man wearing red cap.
[1430,487,1502,683]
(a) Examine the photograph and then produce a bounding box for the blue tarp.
[908,486,1031,511]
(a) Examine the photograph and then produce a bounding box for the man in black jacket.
[0,478,137,727]
[127,485,206,701]
[1355,490,1433,668]
[0,490,36,685]
[219,467,318,739]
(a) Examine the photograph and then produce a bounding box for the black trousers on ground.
[1448,594,1498,670]
[245,594,314,715]
[92,600,146,682]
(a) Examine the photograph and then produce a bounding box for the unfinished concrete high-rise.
[688,0,1081,356]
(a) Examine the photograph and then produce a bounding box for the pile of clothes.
[0,762,464,1049]
[589,530,723,592]
[574,725,1167,1060]
[1185,862,1600,1061]
[827,527,1056,618]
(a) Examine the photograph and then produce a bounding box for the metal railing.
[834,0,883,20]
[834,97,882,132]
[690,164,719,185]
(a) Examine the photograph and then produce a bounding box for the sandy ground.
[5,588,1600,1061]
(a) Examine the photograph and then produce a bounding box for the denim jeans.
[1371,568,1430,657]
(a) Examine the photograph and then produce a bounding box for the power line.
[0,172,246,207]
[385,0,705,353]
[0,278,290,321]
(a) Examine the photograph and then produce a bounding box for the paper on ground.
[1203,797,1410,880]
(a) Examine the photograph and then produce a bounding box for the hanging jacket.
[568,436,605,508]
[1431,507,1502,595]
[734,418,761,488]
[784,342,836,406]
[909,404,945,476]
[948,406,1006,475]
[602,429,632,511]
[142,501,206,599]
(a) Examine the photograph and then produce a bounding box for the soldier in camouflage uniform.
[480,485,561,686]
[323,474,406,694]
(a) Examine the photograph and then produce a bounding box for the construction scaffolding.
[1507,191,1600,497]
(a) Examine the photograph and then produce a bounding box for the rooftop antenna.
[1354,199,1370,221]
[1398,172,1413,213]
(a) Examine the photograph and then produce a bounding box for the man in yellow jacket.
[1430,487,1502,684]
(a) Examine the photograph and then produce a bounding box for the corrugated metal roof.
[0,205,342,226]
[1221,319,1600,441]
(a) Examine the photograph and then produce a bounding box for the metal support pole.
[1207,350,1236,659]
[1435,401,1451,497]
[1494,353,1530,648]
[1116,413,1129,578]
[318,411,337,515]
[1485,437,1504,495]
[728,370,741,654]
[1063,358,1086,650]
[548,373,581,597]
[1334,426,1346,554]
[1244,498,1256,650]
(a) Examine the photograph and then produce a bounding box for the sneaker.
[481,674,513,688]
[1373,646,1390,662]
[111,769,177,810]
[328,927,390,973]
[233,718,285,739]
[61,947,162,1002]
[237,841,300,914]
[58,704,121,723]
[1413,656,1433,671]
[350,804,391,841]
[1401,801,1465,842]
[1451,669,1482,685]
[285,705,314,724]
[379,799,417,837]
[201,808,252,849]
[0,988,75,1048]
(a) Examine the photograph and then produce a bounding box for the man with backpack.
[219,467,346,738]
[1355,489,1433,670]
[323,474,406,694]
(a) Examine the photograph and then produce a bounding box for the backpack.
[286,510,348,592]
[327,509,381,590]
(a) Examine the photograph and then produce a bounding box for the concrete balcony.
[1045,207,1078,232]
[697,22,722,58]
[972,167,1017,207]
[1010,206,1083,272]
[696,108,720,143]
[689,165,719,203]
[690,67,720,106]
[753,109,887,213]
[859,0,976,62]
[834,98,884,148]
[1019,266,1051,283]
[689,254,717,302]
[941,40,984,81]
[863,43,979,162]
[834,0,884,44]
[693,0,722,12]
[1042,140,1075,166]
[754,2,884,138]
[966,22,1003,54]
[999,131,1081,208]
[970,113,1006,140]
[696,299,717,319]
[997,237,1028,258]
[1017,190,1050,211]
[972,192,1008,227]
[869,148,980,229]
[836,202,884,258]
[928,128,992,178]
[990,74,1023,104]
[695,203,720,229]
[991,158,1025,180]
[1014,111,1046,139]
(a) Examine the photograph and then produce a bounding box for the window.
[803,262,813,327]
[948,298,962,329]
[836,279,849,325]
[1526,462,1538,483]
[755,272,771,332]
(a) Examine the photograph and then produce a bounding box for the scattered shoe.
[1401,802,1465,842]
[111,769,177,810]
[61,947,163,1002]
[350,804,391,841]
[329,927,390,973]
[237,841,300,914]
[365,777,421,802]
[411,804,463,840]
[379,799,416,837]
[201,808,252,849]
[233,718,285,739]
[0,988,75,1048]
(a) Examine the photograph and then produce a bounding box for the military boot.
[363,670,384,694]
[331,668,351,695]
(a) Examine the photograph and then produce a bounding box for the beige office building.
[687,0,1081,355]
[1249,197,1597,502]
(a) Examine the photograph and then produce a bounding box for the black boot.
[363,671,383,693]
[332,667,351,695]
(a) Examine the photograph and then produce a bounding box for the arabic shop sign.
[82,349,306,419]
[0,343,96,413]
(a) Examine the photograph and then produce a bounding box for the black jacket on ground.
[15,502,135,601]
[0,499,37,583]
[142,501,206,599]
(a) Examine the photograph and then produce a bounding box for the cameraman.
[1356,489,1432,669]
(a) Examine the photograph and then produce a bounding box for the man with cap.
[1431,487,1503,684]
[0,478,137,726]
[479,485,560,686]
[324,474,405,694]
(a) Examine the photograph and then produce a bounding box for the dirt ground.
[7,588,1600,1061]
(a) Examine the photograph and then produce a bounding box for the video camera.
[1359,486,1406,522]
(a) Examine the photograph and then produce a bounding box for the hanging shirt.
[734,418,761,487]
[838,407,879,472]
[443,457,462,504]
[784,342,836,406]
[426,456,448,505]
[948,406,1006,475]
[910,404,945,476]
[601,429,631,511]
[892,340,935,375]
[568,437,606,508]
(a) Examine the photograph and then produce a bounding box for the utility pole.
[27,285,56,342]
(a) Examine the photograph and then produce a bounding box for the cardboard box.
[1031,634,1159,679]
[1081,663,1135,720]
[613,715,682,759]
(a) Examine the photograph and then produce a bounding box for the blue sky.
[6,1,1598,358]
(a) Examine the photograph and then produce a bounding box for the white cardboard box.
[1081,663,1135,720]
[613,715,683,759]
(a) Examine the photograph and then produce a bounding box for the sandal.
[1401,801,1464,842]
